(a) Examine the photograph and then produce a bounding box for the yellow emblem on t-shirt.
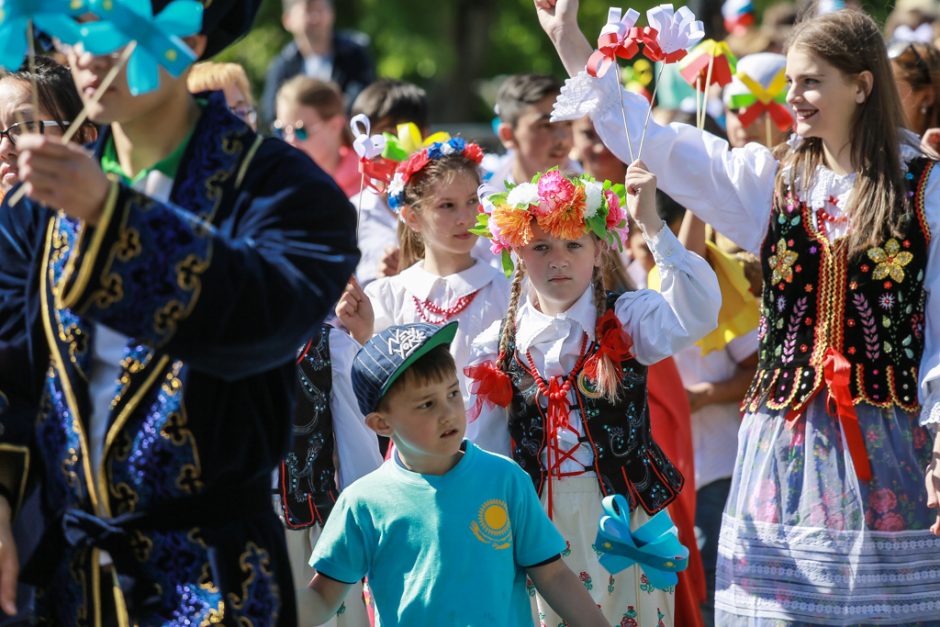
[471,499,512,550]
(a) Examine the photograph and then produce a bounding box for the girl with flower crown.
[335,138,510,403]
[465,161,720,626]
[537,0,940,624]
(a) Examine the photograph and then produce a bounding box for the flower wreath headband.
[471,170,630,277]
[386,137,485,212]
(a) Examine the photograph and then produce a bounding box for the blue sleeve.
[52,144,359,381]
[310,490,373,584]
[508,463,566,569]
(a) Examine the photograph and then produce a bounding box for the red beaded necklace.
[411,290,480,324]
[816,194,849,237]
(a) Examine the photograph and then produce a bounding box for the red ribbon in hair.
[464,359,513,422]
[583,309,634,381]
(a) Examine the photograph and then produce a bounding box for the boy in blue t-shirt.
[305,321,608,626]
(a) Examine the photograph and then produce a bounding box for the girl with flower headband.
[539,0,940,624]
[336,137,510,404]
[465,161,720,625]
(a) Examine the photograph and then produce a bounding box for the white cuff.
[643,221,683,268]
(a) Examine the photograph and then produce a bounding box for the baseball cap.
[351,321,458,415]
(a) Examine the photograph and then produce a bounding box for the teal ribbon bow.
[0,0,86,71]
[80,0,202,95]
[594,494,689,589]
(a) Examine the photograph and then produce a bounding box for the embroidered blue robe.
[0,93,359,625]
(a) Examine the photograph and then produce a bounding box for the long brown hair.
[396,154,481,269]
[777,10,915,257]
[495,242,625,403]
[890,41,940,133]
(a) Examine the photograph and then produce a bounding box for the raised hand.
[625,160,661,234]
[335,277,375,345]
[534,0,580,41]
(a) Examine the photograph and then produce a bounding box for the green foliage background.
[218,0,893,123]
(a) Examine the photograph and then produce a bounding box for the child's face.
[369,374,466,475]
[571,116,626,182]
[785,47,868,149]
[501,95,573,179]
[724,108,790,149]
[517,224,601,316]
[274,101,343,170]
[402,170,480,259]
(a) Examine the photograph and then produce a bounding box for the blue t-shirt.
[311,441,565,626]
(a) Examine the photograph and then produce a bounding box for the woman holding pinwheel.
[0,0,358,624]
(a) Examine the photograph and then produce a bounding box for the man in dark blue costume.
[0,1,359,624]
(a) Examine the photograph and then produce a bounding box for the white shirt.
[572,70,940,426]
[673,330,758,488]
[466,225,720,471]
[352,188,500,284]
[324,327,383,489]
[365,259,510,402]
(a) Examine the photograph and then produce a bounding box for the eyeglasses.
[0,120,68,147]
[229,105,258,127]
[272,120,314,141]
[888,41,931,83]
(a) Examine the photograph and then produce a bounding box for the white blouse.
[557,70,940,426]
[466,225,720,471]
[364,259,511,402]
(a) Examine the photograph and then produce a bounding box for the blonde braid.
[496,264,527,372]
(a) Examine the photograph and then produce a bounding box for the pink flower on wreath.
[869,488,898,515]
[875,511,906,531]
[537,170,576,216]
[605,189,625,229]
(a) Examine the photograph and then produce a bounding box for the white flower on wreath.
[440,142,456,155]
[584,181,603,218]
[506,182,540,208]
[388,173,406,199]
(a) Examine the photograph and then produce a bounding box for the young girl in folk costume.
[537,0,940,623]
[465,163,720,626]
[336,138,510,403]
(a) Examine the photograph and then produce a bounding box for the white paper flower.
[506,182,540,208]
[647,4,704,56]
[440,142,456,155]
[388,173,406,198]
[584,181,604,218]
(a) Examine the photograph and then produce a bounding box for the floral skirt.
[715,397,940,625]
[534,475,674,627]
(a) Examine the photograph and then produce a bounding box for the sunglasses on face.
[272,120,310,141]
[888,41,931,83]
[0,120,68,147]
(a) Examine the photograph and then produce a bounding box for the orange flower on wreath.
[536,185,586,240]
[491,204,534,247]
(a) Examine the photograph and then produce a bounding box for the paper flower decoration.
[586,7,641,78]
[594,494,689,589]
[679,39,737,91]
[387,137,482,211]
[641,4,704,64]
[80,0,202,95]
[381,122,450,162]
[727,67,793,131]
[350,113,386,160]
[722,0,755,36]
[0,0,86,71]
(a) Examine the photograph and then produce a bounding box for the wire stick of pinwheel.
[679,39,737,129]
[635,4,704,159]
[586,7,641,162]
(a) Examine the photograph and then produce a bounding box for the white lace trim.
[715,514,940,623]
[922,401,940,427]
[551,71,616,122]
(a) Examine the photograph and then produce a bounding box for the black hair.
[351,79,429,132]
[1,56,94,143]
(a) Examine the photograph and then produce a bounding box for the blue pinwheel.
[0,0,86,71]
[81,0,202,95]
[593,494,689,589]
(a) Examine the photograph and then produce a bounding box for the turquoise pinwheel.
[81,0,202,95]
[0,0,86,71]
[593,494,689,589]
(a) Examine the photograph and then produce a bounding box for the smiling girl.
[336,139,510,402]
[538,0,940,624]
[465,163,719,625]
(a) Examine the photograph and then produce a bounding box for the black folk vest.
[505,293,683,515]
[744,158,933,416]
[279,325,339,528]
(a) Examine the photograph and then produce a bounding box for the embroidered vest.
[506,293,683,515]
[279,325,339,528]
[744,158,933,415]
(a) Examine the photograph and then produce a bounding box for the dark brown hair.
[496,74,562,128]
[778,9,915,257]
[890,42,940,133]
[397,154,482,269]
[351,79,428,132]
[377,345,456,412]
